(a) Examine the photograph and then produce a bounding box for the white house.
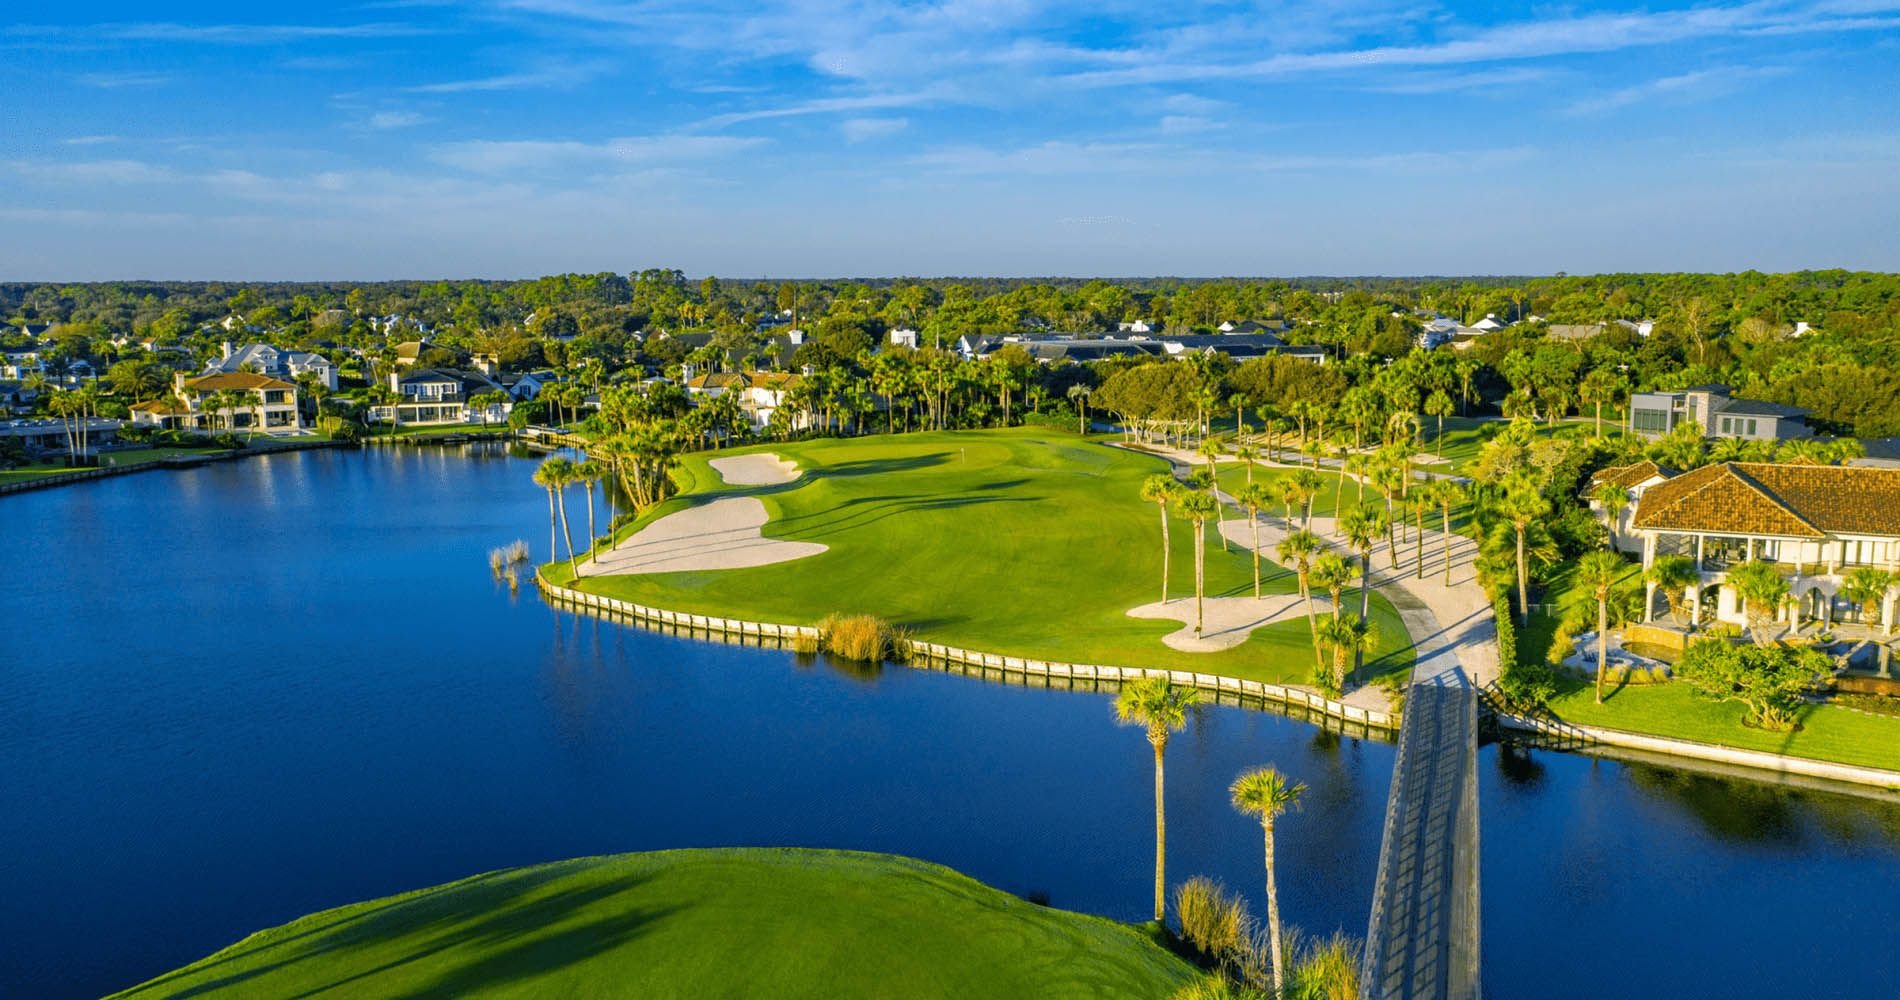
[371,369,510,426]
[1628,462,1900,629]
[889,328,920,349]
[130,371,302,432]
[1587,460,1673,554]
[203,342,338,391]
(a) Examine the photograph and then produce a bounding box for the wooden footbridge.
[1360,672,1482,1000]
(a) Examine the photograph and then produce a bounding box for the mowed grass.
[112,848,1198,1000]
[1213,463,1386,521]
[0,446,223,483]
[563,429,1414,687]
[1548,680,1900,773]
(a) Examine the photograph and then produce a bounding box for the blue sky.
[3,1,1898,279]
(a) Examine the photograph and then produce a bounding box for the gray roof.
[1719,397,1809,418]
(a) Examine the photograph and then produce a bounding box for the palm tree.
[1593,481,1629,549]
[542,456,580,576]
[1645,554,1699,625]
[1577,550,1624,703]
[1311,553,1352,624]
[1316,615,1377,693]
[1340,504,1387,680]
[1177,490,1221,634]
[1233,443,1260,486]
[1727,559,1789,646]
[1115,677,1198,923]
[1196,438,1230,552]
[1427,479,1467,586]
[1141,474,1181,603]
[575,458,603,550]
[1230,766,1305,998]
[1407,489,1433,580]
[1292,468,1323,529]
[531,458,562,565]
[1842,566,1895,630]
[1498,481,1550,625]
[1238,482,1273,598]
[1279,529,1325,672]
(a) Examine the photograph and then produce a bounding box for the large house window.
[1632,408,1669,433]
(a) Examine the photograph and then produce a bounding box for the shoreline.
[0,438,349,496]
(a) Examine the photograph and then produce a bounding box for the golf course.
[552,428,1416,687]
[111,849,1199,999]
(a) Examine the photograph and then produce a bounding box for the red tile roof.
[1632,462,1900,538]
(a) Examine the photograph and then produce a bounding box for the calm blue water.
[3,446,1898,998]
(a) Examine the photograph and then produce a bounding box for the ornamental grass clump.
[791,630,821,655]
[1174,877,1251,969]
[817,614,905,662]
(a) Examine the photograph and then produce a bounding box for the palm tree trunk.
[1264,821,1284,998]
[1516,525,1531,626]
[1151,738,1167,924]
[1595,592,1609,703]
[584,480,596,551]
[1442,507,1454,586]
[1159,504,1171,603]
[1302,572,1323,673]
[556,487,577,577]
[1415,508,1426,579]
[546,488,557,565]
[1194,520,1206,634]
[1249,512,1261,599]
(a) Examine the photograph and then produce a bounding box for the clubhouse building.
[1620,461,1900,630]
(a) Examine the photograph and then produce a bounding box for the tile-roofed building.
[1587,460,1673,553]
[1626,462,1900,631]
[128,371,303,432]
[683,370,809,433]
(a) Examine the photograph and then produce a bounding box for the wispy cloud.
[428,134,765,173]
[96,21,431,44]
[404,62,608,93]
[841,117,908,143]
[1567,65,1788,116]
[366,110,431,129]
[77,71,171,88]
[692,91,940,130]
[62,134,124,145]
[6,158,177,184]
[1367,67,1556,95]
[1159,115,1221,135]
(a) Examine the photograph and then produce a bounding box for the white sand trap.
[1126,594,1331,653]
[577,496,826,576]
[710,452,802,485]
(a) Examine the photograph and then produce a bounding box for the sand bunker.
[710,452,802,485]
[577,496,826,576]
[1126,594,1330,653]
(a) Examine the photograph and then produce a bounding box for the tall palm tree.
[1233,443,1260,486]
[1408,489,1433,580]
[1238,482,1273,598]
[1498,481,1550,625]
[544,456,580,576]
[1196,438,1230,552]
[1427,479,1467,587]
[1292,468,1323,529]
[1727,559,1790,646]
[1340,504,1387,680]
[1115,677,1198,923]
[1141,474,1181,603]
[1645,554,1698,625]
[1177,489,1221,634]
[531,457,562,565]
[1311,553,1353,624]
[575,458,603,550]
[1279,529,1325,672]
[1593,481,1629,549]
[1576,550,1624,703]
[1230,766,1306,998]
[1316,615,1377,693]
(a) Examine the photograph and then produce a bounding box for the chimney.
[222,341,233,360]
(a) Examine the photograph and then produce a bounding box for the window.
[1632,408,1669,433]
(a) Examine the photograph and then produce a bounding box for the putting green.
[559,429,1414,687]
[111,849,1198,999]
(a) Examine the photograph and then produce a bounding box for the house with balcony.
[683,370,810,431]
[1628,462,1900,630]
[129,372,302,432]
[371,369,509,426]
[203,342,338,391]
[1627,384,1812,441]
[1587,460,1674,554]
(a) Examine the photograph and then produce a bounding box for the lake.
[4,444,1898,998]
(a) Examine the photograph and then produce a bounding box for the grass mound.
[112,848,1196,1000]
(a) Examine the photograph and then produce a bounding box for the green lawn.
[559,429,1415,688]
[1213,463,1387,521]
[1521,552,1900,773]
[1,446,225,483]
[1548,680,1900,773]
[112,848,1197,1000]
[1413,416,1625,478]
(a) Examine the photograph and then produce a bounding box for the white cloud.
[1159,115,1221,135]
[77,71,171,88]
[840,117,908,143]
[1566,65,1788,116]
[428,135,766,173]
[97,21,431,44]
[62,134,124,145]
[367,111,430,129]
[692,91,941,130]
[5,158,176,184]
[403,62,610,93]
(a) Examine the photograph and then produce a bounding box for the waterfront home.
[1628,384,1812,441]
[129,371,302,432]
[683,370,811,431]
[202,343,338,391]
[371,369,510,426]
[2,347,47,380]
[1588,460,1674,554]
[506,370,562,402]
[1628,462,1900,629]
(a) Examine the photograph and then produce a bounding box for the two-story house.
[1627,462,1900,630]
[203,342,338,391]
[1627,384,1813,441]
[372,369,509,426]
[130,372,302,432]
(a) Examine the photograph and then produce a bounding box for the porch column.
[1690,585,1702,626]
[1746,537,1756,561]
[1695,535,1705,573]
[1644,581,1657,623]
[1884,593,1896,635]
[1642,533,1656,570]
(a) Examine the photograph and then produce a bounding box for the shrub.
[791,630,821,655]
[1283,930,1363,1000]
[817,613,906,662]
[1169,975,1269,1000]
[319,415,364,441]
[1174,878,1250,964]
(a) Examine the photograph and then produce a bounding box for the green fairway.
[113,849,1198,1000]
[1213,463,1386,521]
[561,429,1415,688]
